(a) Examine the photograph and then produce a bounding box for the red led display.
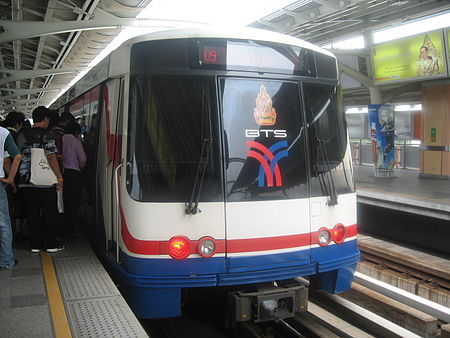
[200,46,226,65]
[203,49,217,62]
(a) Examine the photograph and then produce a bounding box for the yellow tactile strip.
[41,252,73,338]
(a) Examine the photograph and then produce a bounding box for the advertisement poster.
[373,30,447,84]
[394,111,413,140]
[368,104,396,172]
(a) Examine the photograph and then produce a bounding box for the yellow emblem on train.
[253,84,276,126]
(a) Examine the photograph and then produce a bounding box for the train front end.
[117,31,360,319]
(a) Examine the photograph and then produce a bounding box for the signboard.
[346,113,367,139]
[368,104,396,172]
[372,30,447,84]
[394,111,414,140]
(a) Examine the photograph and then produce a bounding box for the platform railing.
[351,140,419,170]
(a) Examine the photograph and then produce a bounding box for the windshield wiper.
[315,137,338,206]
[185,138,211,215]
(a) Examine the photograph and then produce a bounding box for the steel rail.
[354,271,450,323]
[310,290,421,338]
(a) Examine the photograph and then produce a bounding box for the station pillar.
[420,83,450,179]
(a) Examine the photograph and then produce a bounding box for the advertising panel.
[346,113,367,139]
[368,104,396,174]
[373,30,447,84]
[394,111,414,140]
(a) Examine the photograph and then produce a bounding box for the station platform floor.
[354,165,450,220]
[0,235,148,338]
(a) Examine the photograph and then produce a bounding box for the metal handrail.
[114,161,123,263]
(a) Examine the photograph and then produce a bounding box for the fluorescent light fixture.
[395,104,422,111]
[394,105,411,112]
[345,107,360,114]
[139,0,298,26]
[323,35,364,50]
[346,104,422,114]
[323,11,450,50]
[373,12,450,44]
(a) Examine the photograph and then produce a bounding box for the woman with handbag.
[16,106,64,253]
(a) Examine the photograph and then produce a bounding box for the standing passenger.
[62,121,86,238]
[0,126,22,270]
[48,110,64,169]
[3,111,26,236]
[16,106,64,253]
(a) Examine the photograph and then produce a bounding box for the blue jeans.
[0,183,14,268]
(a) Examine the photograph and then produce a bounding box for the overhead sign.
[372,30,447,84]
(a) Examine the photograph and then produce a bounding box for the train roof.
[125,26,335,59]
[50,26,336,109]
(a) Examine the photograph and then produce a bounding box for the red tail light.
[168,236,190,259]
[332,224,346,244]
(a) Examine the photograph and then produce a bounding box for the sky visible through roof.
[49,2,450,105]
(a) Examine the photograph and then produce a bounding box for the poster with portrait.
[372,30,447,84]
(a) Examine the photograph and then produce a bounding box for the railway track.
[145,274,448,338]
[236,234,450,338]
[143,234,450,337]
[238,286,431,338]
[357,234,450,309]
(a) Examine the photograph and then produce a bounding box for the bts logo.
[247,140,289,187]
[245,129,287,138]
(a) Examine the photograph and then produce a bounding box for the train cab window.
[303,83,355,198]
[127,75,222,202]
[221,78,308,201]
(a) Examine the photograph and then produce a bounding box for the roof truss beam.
[338,61,373,88]
[0,8,205,43]
[0,67,82,86]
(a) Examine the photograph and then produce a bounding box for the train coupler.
[230,282,308,323]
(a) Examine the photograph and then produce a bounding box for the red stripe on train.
[120,207,357,256]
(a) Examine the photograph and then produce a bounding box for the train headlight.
[197,237,216,258]
[318,228,331,246]
[168,236,190,259]
[332,224,346,244]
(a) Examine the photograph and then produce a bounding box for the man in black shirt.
[16,106,64,253]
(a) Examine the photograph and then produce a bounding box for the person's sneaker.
[46,244,64,253]
[0,260,18,270]
[31,248,41,253]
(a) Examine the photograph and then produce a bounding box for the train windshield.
[127,75,222,202]
[221,78,308,201]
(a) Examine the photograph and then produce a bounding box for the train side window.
[303,83,355,197]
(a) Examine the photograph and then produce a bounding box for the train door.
[303,83,356,253]
[220,77,311,272]
[96,77,124,252]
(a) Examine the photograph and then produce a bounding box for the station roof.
[1,0,450,115]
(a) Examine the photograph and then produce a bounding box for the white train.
[52,26,359,321]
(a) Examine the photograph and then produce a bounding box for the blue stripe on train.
[120,239,359,286]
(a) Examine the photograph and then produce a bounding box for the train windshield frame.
[127,38,351,203]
